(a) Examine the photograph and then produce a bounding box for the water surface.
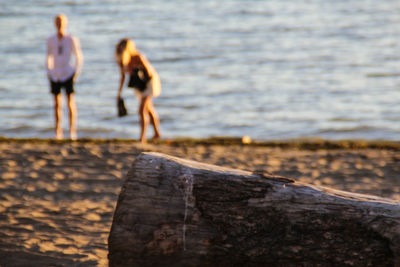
[1,0,400,140]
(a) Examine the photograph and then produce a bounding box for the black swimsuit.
[127,68,150,92]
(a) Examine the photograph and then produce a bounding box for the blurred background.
[0,0,399,140]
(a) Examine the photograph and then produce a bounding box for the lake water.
[1,0,400,141]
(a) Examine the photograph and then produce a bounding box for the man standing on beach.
[46,13,83,140]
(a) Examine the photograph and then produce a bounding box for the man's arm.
[72,36,83,79]
[45,38,53,78]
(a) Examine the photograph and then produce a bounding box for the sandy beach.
[0,138,399,266]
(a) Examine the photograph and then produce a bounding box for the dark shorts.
[50,74,75,95]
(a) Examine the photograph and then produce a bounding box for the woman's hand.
[117,67,125,100]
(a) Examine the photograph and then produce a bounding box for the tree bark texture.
[108,152,400,267]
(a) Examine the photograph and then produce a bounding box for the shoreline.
[1,136,400,150]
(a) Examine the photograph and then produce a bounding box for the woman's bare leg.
[138,96,150,143]
[67,93,77,140]
[53,94,63,139]
[147,99,161,140]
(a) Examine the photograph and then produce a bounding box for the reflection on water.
[0,0,400,140]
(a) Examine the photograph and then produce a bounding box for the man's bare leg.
[54,94,63,139]
[67,93,77,140]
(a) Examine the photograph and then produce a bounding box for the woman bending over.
[115,38,161,143]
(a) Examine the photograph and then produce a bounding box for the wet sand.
[0,138,399,266]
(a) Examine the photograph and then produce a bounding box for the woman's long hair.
[115,38,135,67]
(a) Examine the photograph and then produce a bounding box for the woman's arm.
[136,54,157,79]
[117,65,125,99]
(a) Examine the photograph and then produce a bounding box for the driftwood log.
[108,152,400,266]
